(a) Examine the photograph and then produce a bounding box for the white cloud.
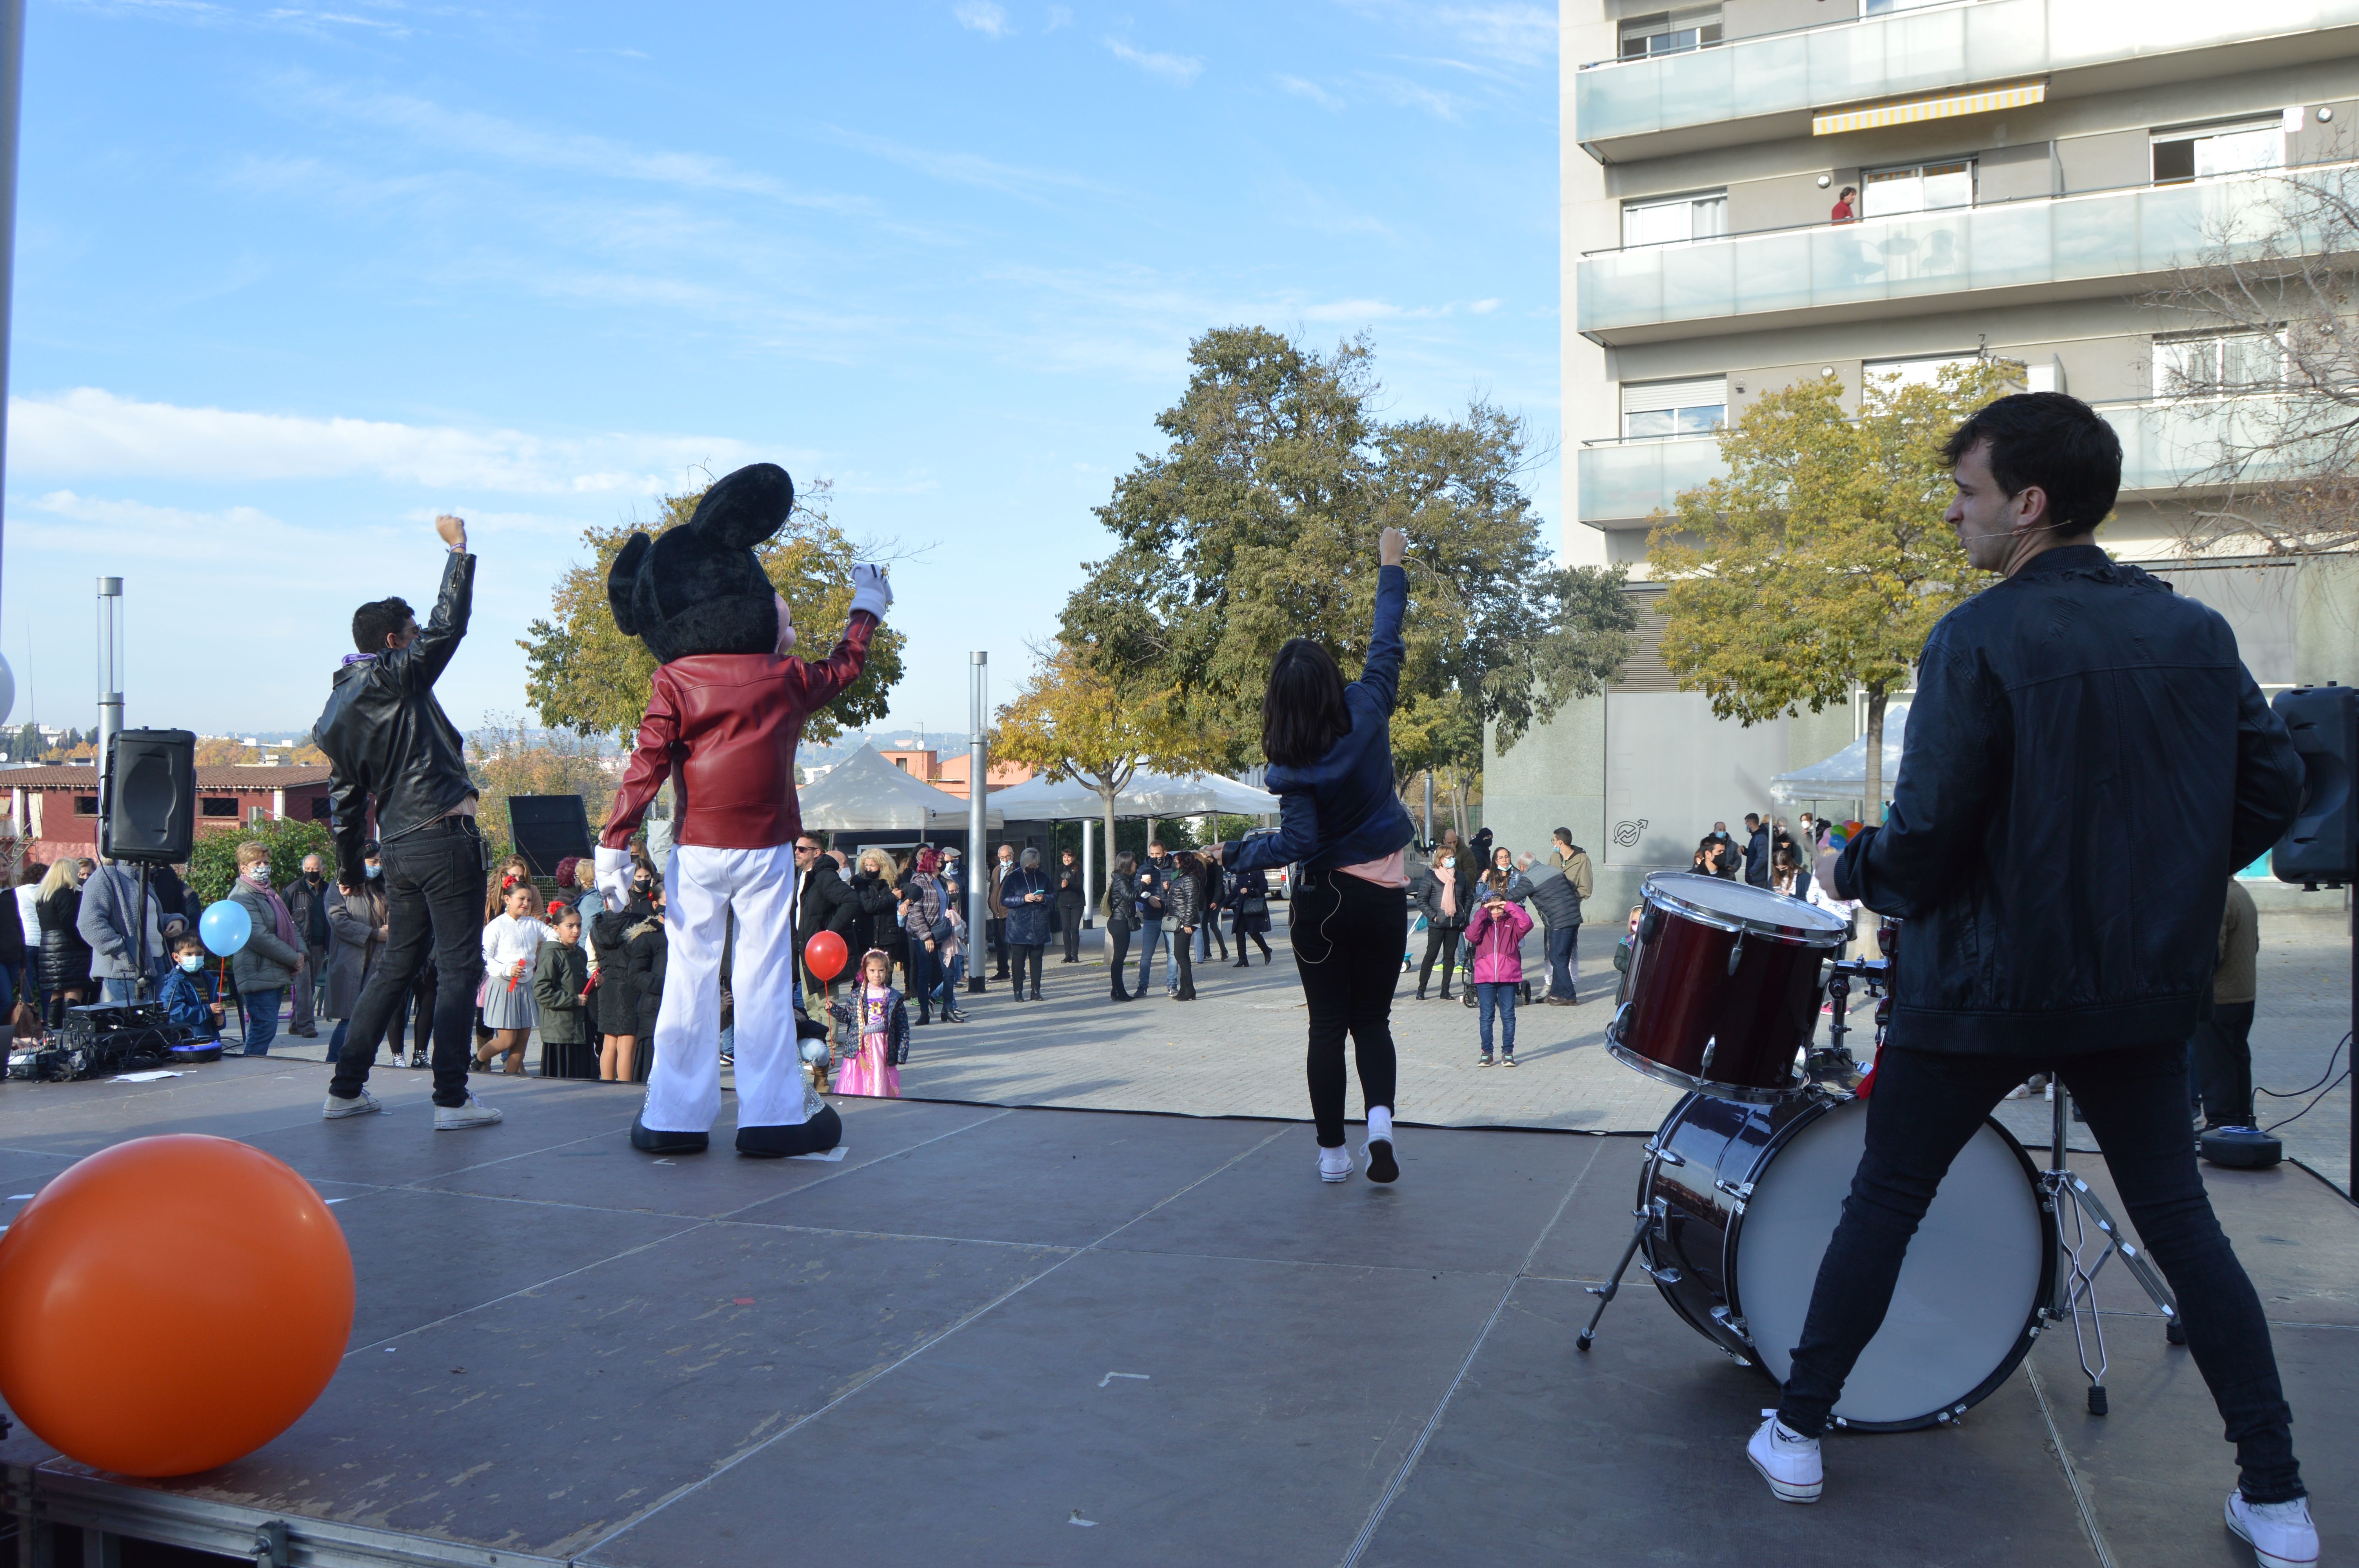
[10,389,756,497]
[1469,297,1501,314]
[1299,297,1404,322]
[1275,74,1346,111]
[1104,38,1203,85]
[1436,4,1555,65]
[1359,73,1462,122]
[954,1,1012,35]
[817,126,1109,200]
[1045,5,1072,29]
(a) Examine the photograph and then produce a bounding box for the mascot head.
[607,462,794,665]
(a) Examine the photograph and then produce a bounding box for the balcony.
[1574,0,2359,161]
[1578,167,2331,346]
[1577,401,2290,525]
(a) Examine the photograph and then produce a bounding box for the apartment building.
[1483,0,2359,914]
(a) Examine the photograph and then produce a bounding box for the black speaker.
[506,794,594,878]
[2270,684,2356,886]
[102,728,196,863]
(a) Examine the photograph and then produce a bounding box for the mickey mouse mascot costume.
[595,461,891,1158]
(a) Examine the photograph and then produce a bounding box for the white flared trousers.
[639,843,812,1135]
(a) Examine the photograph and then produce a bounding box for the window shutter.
[1621,376,1727,415]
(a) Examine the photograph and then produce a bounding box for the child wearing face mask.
[159,933,224,1044]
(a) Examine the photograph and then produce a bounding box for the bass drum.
[1639,1091,2055,1431]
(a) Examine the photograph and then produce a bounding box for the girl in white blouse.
[477,881,554,1074]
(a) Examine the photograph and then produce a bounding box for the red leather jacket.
[601,614,876,851]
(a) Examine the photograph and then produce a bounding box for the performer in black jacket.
[1743,394,2313,1568]
[314,514,500,1131]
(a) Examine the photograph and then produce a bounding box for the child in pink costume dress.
[827,949,908,1097]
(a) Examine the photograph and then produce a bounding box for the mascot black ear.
[690,462,794,550]
[608,533,652,635]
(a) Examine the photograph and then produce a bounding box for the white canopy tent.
[987,768,1281,819]
[798,744,1004,832]
[1768,702,1910,804]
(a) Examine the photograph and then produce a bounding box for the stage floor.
[0,1060,2351,1566]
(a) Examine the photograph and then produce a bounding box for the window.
[2152,331,2284,397]
[1862,160,1975,218]
[1621,191,1728,249]
[309,797,332,821]
[1619,7,1722,58]
[73,796,98,817]
[1863,353,1981,391]
[2152,121,2283,185]
[1622,376,1728,439]
[201,797,238,818]
[1861,0,1950,14]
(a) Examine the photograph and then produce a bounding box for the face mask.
[245,865,271,882]
[305,870,323,884]
[364,864,382,878]
[177,955,203,973]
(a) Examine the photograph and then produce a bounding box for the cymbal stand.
[2041,1087,2185,1415]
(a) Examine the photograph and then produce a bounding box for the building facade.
[1,764,334,869]
[1485,0,2359,918]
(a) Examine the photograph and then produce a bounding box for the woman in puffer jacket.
[1164,851,1205,1001]
[1462,868,1533,1067]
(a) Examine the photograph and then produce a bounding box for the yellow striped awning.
[1813,80,2045,136]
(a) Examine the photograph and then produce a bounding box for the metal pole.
[0,0,23,724]
[95,578,122,853]
[968,653,988,995]
[1423,772,1434,848]
[1081,812,1095,930]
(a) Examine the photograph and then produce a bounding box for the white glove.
[848,563,892,621]
[594,846,632,907]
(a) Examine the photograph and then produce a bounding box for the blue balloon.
[198,899,252,957]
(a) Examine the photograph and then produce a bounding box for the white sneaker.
[2226,1491,2318,1568]
[322,1088,384,1120]
[1318,1145,1353,1183]
[1365,1106,1399,1185]
[434,1092,505,1131]
[1747,1413,1822,1504]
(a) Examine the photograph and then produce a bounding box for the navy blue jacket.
[1834,545,2302,1056]
[1000,867,1054,946]
[1225,564,1417,877]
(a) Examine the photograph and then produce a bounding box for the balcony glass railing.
[1576,400,2284,522]
[1575,0,2359,147]
[1577,167,2336,339]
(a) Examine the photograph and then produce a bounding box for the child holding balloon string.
[826,947,907,1098]
[476,880,553,1075]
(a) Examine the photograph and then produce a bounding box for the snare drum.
[1608,873,1848,1102]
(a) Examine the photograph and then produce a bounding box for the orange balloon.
[0,1134,353,1476]
[804,929,849,984]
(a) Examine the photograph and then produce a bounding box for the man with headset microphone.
[1740,393,2315,1568]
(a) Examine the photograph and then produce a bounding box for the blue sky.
[1,0,1558,738]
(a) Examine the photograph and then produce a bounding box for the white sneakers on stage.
[434,1092,504,1131]
[321,1088,384,1119]
[1318,1145,1354,1183]
[1747,1413,1823,1504]
[2227,1491,2319,1568]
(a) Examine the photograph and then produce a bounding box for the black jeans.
[1010,942,1045,995]
[986,917,1008,975]
[1777,1042,2302,1503]
[1172,935,1195,999]
[1418,925,1459,996]
[329,816,487,1109]
[2192,1002,2257,1126]
[1060,905,1083,962]
[1107,922,1132,997]
[907,940,938,1017]
[1292,869,1404,1148]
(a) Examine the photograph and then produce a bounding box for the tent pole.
[968,653,988,996]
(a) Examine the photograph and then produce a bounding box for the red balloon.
[0,1135,353,1476]
[804,929,849,984]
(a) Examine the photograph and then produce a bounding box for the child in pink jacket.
[1464,869,1534,1066]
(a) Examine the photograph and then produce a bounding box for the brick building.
[877,748,1034,800]
[0,763,334,867]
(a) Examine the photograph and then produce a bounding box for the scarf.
[247,872,296,951]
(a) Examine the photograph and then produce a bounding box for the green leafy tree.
[1649,361,2023,809]
[522,477,905,745]
[1059,327,1632,785]
[467,717,621,869]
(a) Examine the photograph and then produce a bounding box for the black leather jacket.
[313,552,478,884]
[1834,546,2302,1057]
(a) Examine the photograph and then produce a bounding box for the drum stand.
[2040,1088,2186,1415]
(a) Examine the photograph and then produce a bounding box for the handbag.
[9,1000,38,1040]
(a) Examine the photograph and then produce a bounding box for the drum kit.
[1577,871,2187,1427]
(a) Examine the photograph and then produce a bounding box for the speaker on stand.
[100,729,197,1005]
[506,795,595,880]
